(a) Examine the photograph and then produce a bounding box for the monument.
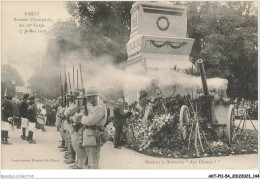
[124,2,195,104]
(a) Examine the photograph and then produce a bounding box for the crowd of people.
[1,94,60,144]
[1,87,132,169]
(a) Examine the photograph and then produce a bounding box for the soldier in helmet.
[1,95,13,144]
[76,87,107,169]
[70,92,88,169]
[63,93,77,165]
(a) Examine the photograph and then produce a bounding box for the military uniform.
[20,94,29,140]
[81,103,107,169]
[12,98,21,128]
[27,97,37,144]
[1,96,13,144]
[63,102,78,165]
[56,105,65,147]
[70,100,92,169]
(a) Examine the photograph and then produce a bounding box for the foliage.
[2,64,24,97]
[2,64,24,86]
[233,99,258,120]
[29,1,257,100]
[184,1,258,100]
[122,85,258,158]
[122,85,188,155]
[67,1,133,63]
[106,122,115,141]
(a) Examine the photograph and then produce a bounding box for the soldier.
[12,98,21,128]
[78,87,107,169]
[26,96,37,144]
[63,94,77,165]
[56,97,65,147]
[45,100,51,126]
[1,95,13,145]
[50,99,58,126]
[58,105,67,150]
[70,92,88,169]
[113,98,131,149]
[20,93,29,140]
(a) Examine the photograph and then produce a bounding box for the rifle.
[68,72,73,102]
[68,72,71,92]
[77,69,79,91]
[79,63,88,116]
[59,72,64,107]
[73,66,75,89]
[79,63,84,92]
[64,59,68,107]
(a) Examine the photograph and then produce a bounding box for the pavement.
[1,123,258,170]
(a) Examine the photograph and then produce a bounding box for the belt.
[84,126,103,130]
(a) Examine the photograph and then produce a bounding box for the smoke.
[147,70,228,90]
[46,20,227,98]
[61,49,228,97]
[62,50,151,93]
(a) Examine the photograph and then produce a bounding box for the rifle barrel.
[80,64,84,90]
[68,72,71,91]
[59,72,64,107]
[73,66,75,88]
[77,69,79,90]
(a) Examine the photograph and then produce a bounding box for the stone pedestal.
[124,2,195,104]
[126,2,194,73]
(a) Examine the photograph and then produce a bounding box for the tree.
[29,2,257,100]
[185,1,257,99]
[67,1,133,63]
[2,64,24,97]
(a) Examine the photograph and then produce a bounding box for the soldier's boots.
[21,135,28,140]
[21,128,27,140]
[2,140,12,145]
[28,140,37,144]
[60,147,68,152]
[70,165,82,169]
[64,158,75,164]
[27,131,37,144]
[2,131,12,145]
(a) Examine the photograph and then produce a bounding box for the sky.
[2,1,71,85]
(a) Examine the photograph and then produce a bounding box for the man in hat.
[1,95,13,144]
[113,98,131,149]
[20,93,29,140]
[26,96,37,144]
[77,87,107,169]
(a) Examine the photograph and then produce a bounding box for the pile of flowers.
[115,84,258,158]
[234,99,258,120]
[106,122,115,141]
